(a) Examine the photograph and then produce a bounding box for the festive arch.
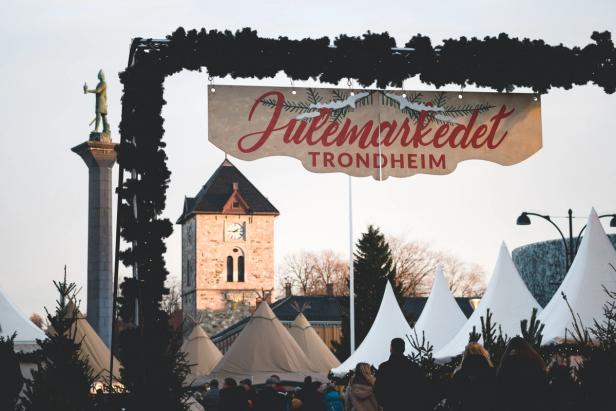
[112,27,616,403]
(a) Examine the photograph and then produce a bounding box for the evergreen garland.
[116,27,616,402]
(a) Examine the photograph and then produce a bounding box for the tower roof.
[177,159,279,223]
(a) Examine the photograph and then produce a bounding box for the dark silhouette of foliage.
[0,333,23,411]
[521,307,545,348]
[332,225,403,361]
[21,274,95,411]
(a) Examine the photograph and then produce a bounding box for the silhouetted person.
[496,337,547,411]
[220,377,249,411]
[240,378,257,408]
[448,342,495,411]
[201,379,220,411]
[345,363,378,411]
[296,376,324,411]
[375,338,429,411]
[255,377,287,411]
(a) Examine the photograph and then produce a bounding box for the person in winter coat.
[323,384,344,411]
[255,377,288,411]
[201,379,221,411]
[345,363,379,411]
[219,377,250,411]
[448,342,496,411]
[496,337,548,411]
[375,338,429,411]
[240,378,257,408]
[296,376,324,411]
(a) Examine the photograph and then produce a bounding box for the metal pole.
[567,209,574,270]
[348,175,355,354]
[108,165,123,389]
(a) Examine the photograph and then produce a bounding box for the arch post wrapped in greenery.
[114,27,616,409]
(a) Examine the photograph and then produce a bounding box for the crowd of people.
[192,337,555,411]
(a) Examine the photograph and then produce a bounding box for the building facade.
[177,159,279,321]
[512,234,616,306]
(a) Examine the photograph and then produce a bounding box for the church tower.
[177,159,279,321]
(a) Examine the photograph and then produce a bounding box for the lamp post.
[516,209,616,271]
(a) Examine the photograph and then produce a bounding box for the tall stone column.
[72,134,116,347]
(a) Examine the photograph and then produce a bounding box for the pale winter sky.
[1,0,615,317]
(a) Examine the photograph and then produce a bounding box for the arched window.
[238,255,245,282]
[226,256,233,282]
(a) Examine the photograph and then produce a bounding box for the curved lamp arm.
[519,212,570,268]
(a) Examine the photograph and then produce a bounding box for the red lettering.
[486,105,515,148]
[323,152,335,167]
[238,91,289,153]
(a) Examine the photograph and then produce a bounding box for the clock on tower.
[177,159,279,319]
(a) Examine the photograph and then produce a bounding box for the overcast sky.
[2,0,616,317]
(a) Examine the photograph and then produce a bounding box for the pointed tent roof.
[288,313,341,373]
[435,242,541,360]
[539,208,616,344]
[181,324,223,383]
[413,268,467,351]
[0,287,46,352]
[201,301,323,384]
[331,282,413,376]
[65,302,121,383]
[177,159,279,223]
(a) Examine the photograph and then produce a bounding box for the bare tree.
[278,250,349,296]
[162,278,182,316]
[387,235,486,297]
[312,250,349,295]
[278,238,485,298]
[279,251,319,295]
[30,313,45,330]
[388,236,440,296]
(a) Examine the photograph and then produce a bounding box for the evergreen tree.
[0,333,24,411]
[22,274,95,411]
[333,225,403,361]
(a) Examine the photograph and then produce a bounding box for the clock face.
[227,222,245,240]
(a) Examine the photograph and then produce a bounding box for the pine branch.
[260,98,314,114]
[306,88,322,105]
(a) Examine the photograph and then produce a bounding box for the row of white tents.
[335,208,616,374]
[3,208,615,385]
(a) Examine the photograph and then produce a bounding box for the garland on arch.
[115,27,616,406]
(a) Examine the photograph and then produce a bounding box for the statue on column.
[84,70,110,141]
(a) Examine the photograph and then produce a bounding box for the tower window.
[232,201,240,208]
[226,256,234,282]
[238,255,245,282]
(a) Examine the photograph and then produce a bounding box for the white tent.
[198,301,324,385]
[0,287,46,353]
[539,208,616,344]
[288,313,341,373]
[435,242,541,360]
[412,269,467,352]
[181,324,223,384]
[331,282,413,376]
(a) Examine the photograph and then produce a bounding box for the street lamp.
[516,209,616,271]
